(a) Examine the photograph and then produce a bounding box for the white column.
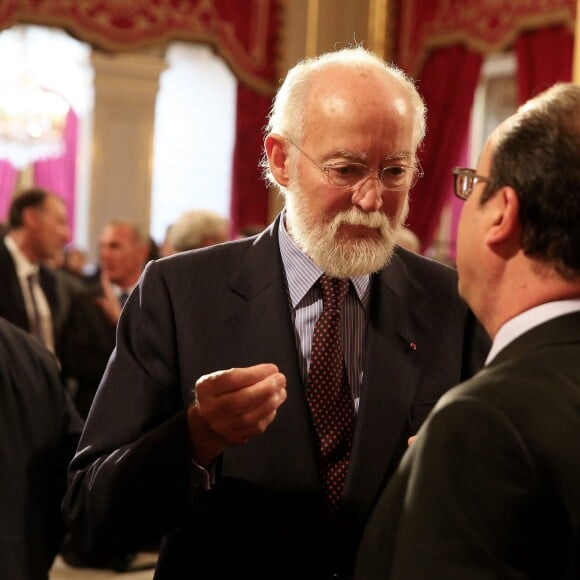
[88,51,166,256]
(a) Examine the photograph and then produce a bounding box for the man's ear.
[484,186,521,246]
[22,206,40,231]
[264,133,290,187]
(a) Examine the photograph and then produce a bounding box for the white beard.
[285,188,409,279]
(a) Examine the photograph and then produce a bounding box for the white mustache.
[330,209,391,231]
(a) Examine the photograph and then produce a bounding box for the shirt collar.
[4,234,39,278]
[486,298,580,364]
[277,210,370,308]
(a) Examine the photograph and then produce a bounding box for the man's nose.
[351,173,384,212]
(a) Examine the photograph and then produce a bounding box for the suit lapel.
[0,240,29,330]
[345,255,431,515]
[220,219,319,488]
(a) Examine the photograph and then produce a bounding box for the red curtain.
[33,108,79,236]
[396,0,576,253]
[407,45,482,250]
[230,84,271,232]
[515,24,574,104]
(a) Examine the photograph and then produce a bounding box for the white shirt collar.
[486,298,580,364]
[4,234,38,278]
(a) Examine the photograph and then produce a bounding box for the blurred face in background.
[28,195,70,263]
[99,223,148,288]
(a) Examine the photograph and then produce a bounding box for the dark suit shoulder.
[0,315,57,371]
[157,236,258,273]
[390,247,459,296]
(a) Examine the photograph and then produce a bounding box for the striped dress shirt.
[278,215,370,411]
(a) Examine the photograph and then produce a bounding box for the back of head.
[167,210,229,253]
[105,219,147,245]
[486,83,580,279]
[262,45,426,188]
[8,188,51,229]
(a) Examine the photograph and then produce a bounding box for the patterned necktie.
[306,275,355,512]
[27,273,46,346]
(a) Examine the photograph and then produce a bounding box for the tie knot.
[319,275,349,309]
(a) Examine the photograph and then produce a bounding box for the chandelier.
[0,80,70,169]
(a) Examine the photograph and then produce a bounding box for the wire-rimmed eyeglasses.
[452,167,492,200]
[285,138,423,192]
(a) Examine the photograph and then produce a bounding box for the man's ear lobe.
[485,186,520,245]
[22,207,39,229]
[264,133,290,186]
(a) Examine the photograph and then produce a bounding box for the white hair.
[261,45,427,190]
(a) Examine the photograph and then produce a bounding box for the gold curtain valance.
[398,0,576,75]
[0,0,281,94]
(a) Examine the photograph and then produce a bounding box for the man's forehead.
[43,195,67,215]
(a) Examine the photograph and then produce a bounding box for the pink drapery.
[33,107,78,235]
[0,109,77,228]
[0,161,18,223]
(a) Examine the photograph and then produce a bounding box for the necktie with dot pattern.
[306,275,355,512]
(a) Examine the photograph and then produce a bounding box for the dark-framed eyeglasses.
[285,137,423,192]
[452,167,492,200]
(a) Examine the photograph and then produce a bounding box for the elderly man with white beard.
[63,46,490,580]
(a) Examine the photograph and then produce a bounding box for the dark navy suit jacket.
[356,312,580,580]
[64,216,490,579]
[0,318,82,579]
[0,237,62,355]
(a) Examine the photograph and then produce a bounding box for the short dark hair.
[8,188,52,229]
[483,83,580,279]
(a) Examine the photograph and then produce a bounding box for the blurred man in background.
[62,220,149,419]
[163,209,229,255]
[0,188,70,357]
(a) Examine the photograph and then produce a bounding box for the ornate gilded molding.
[0,0,281,94]
[399,0,576,75]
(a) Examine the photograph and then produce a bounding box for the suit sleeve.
[62,260,195,560]
[358,396,539,580]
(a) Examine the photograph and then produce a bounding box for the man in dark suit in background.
[0,188,70,356]
[0,317,82,579]
[62,220,149,419]
[63,46,490,579]
[355,83,580,579]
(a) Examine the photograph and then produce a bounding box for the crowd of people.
[0,197,232,577]
[1,45,579,580]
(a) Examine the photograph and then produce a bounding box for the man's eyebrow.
[324,149,368,163]
[383,151,415,163]
[322,150,416,164]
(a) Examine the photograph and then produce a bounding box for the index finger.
[196,363,280,396]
